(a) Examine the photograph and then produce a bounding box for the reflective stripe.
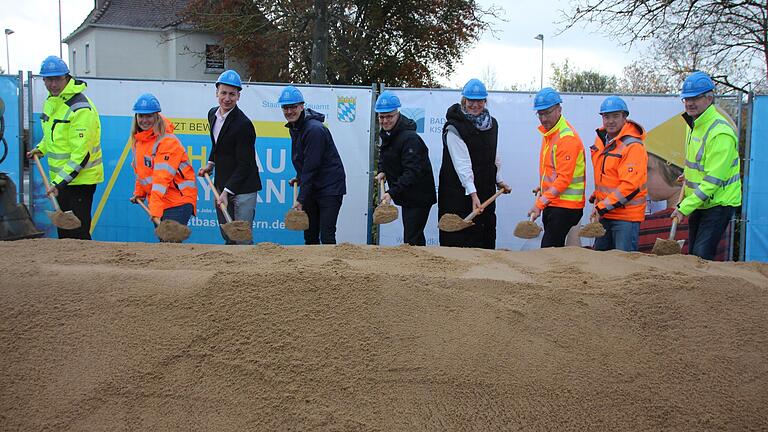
[703,175,725,186]
[139,177,153,185]
[686,160,705,170]
[154,162,176,175]
[47,152,71,160]
[66,160,82,172]
[695,119,732,165]
[562,187,582,196]
[152,184,167,194]
[621,137,643,146]
[178,161,190,170]
[723,173,740,186]
[546,186,560,197]
[84,156,102,168]
[731,157,739,167]
[571,175,585,183]
[91,144,102,154]
[178,180,196,190]
[68,102,91,111]
[686,180,699,189]
[693,187,709,201]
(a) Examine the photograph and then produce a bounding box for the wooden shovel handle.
[203,173,233,223]
[463,189,506,222]
[134,199,159,226]
[668,186,686,240]
[32,154,61,211]
[379,178,387,202]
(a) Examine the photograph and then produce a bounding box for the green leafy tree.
[184,0,500,86]
[550,59,618,93]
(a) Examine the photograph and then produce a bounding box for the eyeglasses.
[281,104,303,111]
[378,113,397,120]
[536,106,559,118]
[683,94,708,103]
[465,99,486,106]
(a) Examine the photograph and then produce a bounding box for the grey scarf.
[461,107,493,131]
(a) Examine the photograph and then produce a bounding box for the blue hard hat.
[599,96,629,115]
[374,91,401,113]
[533,87,562,111]
[39,55,70,77]
[216,69,242,89]
[133,93,162,114]
[278,85,304,106]
[680,71,715,99]
[462,78,488,100]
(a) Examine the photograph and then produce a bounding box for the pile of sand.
[1,239,767,431]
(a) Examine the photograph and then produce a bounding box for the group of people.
[28,54,741,260]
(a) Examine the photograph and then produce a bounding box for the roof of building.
[64,0,193,42]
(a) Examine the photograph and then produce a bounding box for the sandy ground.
[1,239,767,431]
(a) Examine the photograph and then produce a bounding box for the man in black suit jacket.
[198,70,262,244]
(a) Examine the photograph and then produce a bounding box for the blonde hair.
[129,113,166,148]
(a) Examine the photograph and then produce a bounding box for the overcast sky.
[2,0,643,89]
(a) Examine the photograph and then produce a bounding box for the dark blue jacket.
[287,108,346,203]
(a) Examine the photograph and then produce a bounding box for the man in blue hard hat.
[670,71,741,260]
[198,69,262,244]
[26,55,104,240]
[528,87,586,248]
[279,85,346,245]
[374,90,436,246]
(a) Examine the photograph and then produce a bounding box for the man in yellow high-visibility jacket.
[27,55,103,240]
[670,71,741,260]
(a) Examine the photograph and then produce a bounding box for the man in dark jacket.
[278,85,346,245]
[198,70,262,244]
[374,91,436,246]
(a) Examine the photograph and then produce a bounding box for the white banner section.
[379,89,685,250]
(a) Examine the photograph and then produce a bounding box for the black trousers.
[540,206,583,248]
[56,184,97,240]
[303,194,343,245]
[401,205,431,246]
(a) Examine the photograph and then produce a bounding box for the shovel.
[32,154,81,230]
[513,214,542,239]
[579,214,606,238]
[284,182,309,231]
[372,178,398,224]
[203,173,252,243]
[514,188,543,239]
[134,198,191,243]
[651,187,686,256]
[438,189,505,232]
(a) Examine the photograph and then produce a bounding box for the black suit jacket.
[207,105,262,194]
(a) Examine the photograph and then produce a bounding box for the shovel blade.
[438,213,473,232]
[651,238,682,256]
[46,209,82,230]
[221,221,253,243]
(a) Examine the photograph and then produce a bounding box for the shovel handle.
[463,189,506,222]
[292,182,299,206]
[134,198,159,226]
[379,178,387,202]
[32,154,61,211]
[669,216,679,240]
[203,173,233,223]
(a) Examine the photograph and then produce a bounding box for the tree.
[561,0,768,91]
[618,60,675,94]
[550,59,618,93]
[184,0,500,86]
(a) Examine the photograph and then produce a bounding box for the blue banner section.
[0,75,21,191]
[745,96,768,262]
[30,114,304,244]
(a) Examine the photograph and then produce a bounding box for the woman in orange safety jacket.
[128,93,197,231]
[589,96,648,252]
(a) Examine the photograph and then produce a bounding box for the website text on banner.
[379,89,728,251]
[29,77,372,244]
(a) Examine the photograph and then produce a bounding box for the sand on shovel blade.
[284,209,309,231]
[373,204,398,224]
[579,222,607,238]
[652,238,682,255]
[438,213,473,232]
[514,220,542,239]
[221,220,253,243]
[47,210,81,230]
[155,220,191,243]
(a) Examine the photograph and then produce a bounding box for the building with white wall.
[63,0,247,81]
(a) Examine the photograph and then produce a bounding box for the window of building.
[85,43,90,74]
[205,44,225,73]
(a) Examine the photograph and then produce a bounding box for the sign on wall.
[30,77,374,244]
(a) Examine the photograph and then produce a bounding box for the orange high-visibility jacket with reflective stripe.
[590,120,648,222]
[535,116,586,210]
[132,118,197,218]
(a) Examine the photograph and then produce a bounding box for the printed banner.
[30,77,373,244]
[0,74,22,191]
[745,95,768,262]
[379,88,737,252]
